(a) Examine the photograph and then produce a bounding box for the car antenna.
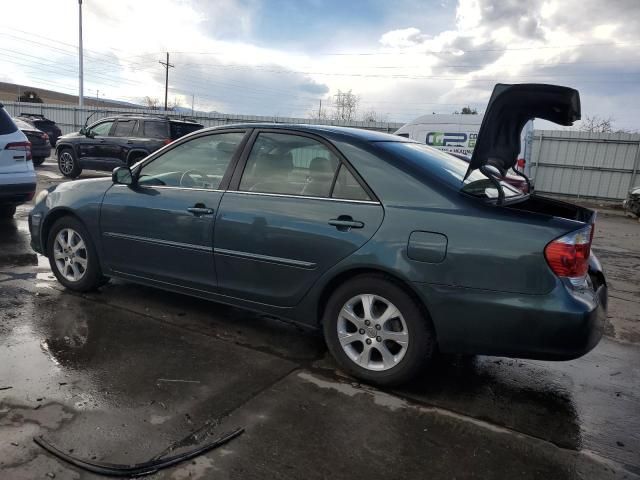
[82,110,100,131]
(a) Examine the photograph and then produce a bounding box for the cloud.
[0,0,638,129]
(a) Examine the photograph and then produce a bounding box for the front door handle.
[187,205,214,216]
[329,216,364,231]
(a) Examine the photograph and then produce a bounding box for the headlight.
[35,190,49,205]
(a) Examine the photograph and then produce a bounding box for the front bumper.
[413,270,607,360]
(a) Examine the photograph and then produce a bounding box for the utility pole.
[159,52,174,111]
[191,94,194,116]
[318,99,322,119]
[78,0,84,108]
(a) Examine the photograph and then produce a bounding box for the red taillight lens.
[163,138,172,145]
[5,141,32,161]
[544,224,593,285]
[43,133,49,140]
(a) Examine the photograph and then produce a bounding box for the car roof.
[203,123,414,142]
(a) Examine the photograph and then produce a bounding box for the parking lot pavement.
[1,162,639,479]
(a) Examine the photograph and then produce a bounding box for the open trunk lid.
[467,83,580,178]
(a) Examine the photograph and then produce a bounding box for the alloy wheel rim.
[337,294,409,371]
[53,228,88,282]
[59,152,74,175]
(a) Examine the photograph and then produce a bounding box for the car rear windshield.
[170,121,203,139]
[376,141,522,200]
[143,121,169,138]
[13,118,34,130]
[0,107,18,135]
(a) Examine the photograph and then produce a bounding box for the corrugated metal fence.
[530,130,640,201]
[1,101,403,135]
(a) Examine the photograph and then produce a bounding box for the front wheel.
[47,217,103,292]
[58,148,82,178]
[323,274,436,386]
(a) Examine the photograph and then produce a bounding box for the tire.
[46,216,103,292]
[58,148,82,178]
[323,274,436,386]
[0,205,16,218]
[32,157,46,166]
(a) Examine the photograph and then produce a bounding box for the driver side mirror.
[112,167,134,186]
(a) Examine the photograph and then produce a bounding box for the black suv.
[17,113,62,147]
[55,115,203,178]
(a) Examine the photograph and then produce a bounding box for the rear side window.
[239,132,340,197]
[113,120,136,137]
[0,107,18,135]
[170,122,203,139]
[332,165,372,201]
[143,121,169,138]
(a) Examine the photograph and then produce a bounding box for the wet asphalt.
[1,160,639,479]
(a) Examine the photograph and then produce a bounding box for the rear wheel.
[323,274,436,386]
[0,205,16,218]
[32,157,46,166]
[58,148,82,178]
[47,216,103,291]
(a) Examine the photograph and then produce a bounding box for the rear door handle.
[187,206,214,216]
[329,217,364,230]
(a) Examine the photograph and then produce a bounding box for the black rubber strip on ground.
[33,427,244,477]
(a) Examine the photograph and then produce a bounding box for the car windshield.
[376,141,523,200]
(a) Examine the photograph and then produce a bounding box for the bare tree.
[143,96,160,110]
[332,90,359,121]
[170,96,182,111]
[453,106,478,115]
[580,115,614,133]
[360,108,381,123]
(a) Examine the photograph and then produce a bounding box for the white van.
[394,114,533,175]
[0,104,36,218]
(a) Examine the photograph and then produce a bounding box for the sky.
[0,0,639,129]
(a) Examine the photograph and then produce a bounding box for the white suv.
[0,104,36,218]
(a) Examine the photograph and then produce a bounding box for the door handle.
[187,206,214,216]
[329,216,364,231]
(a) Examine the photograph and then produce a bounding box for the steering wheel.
[179,170,208,188]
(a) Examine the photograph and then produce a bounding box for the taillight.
[5,141,32,161]
[163,138,172,145]
[43,133,49,140]
[544,224,593,286]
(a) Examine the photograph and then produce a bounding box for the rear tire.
[323,274,436,386]
[0,205,16,218]
[47,216,102,292]
[58,148,82,178]
[33,157,46,166]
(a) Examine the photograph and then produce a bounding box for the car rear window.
[0,107,18,135]
[13,118,34,130]
[376,141,522,200]
[170,121,203,139]
[143,121,169,138]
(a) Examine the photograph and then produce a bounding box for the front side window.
[137,132,244,190]
[239,133,340,197]
[90,121,114,136]
[113,120,136,137]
